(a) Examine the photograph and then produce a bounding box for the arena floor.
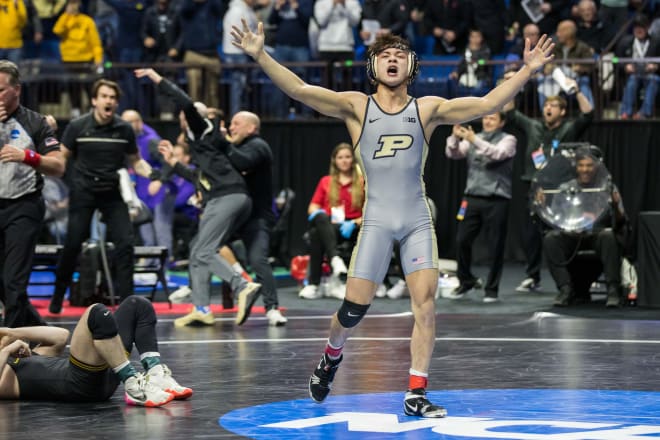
[4,264,660,439]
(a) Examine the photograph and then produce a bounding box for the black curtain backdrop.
[150,119,660,263]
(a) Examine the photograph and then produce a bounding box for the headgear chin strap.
[366,46,419,85]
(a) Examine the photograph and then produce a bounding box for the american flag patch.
[45,137,59,147]
[412,256,425,265]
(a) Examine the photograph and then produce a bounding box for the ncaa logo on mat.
[220,389,660,439]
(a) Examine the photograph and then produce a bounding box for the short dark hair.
[91,78,122,99]
[368,34,412,59]
[0,60,20,86]
[575,145,603,162]
[632,14,650,29]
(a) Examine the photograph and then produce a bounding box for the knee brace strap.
[337,299,370,328]
[87,304,118,340]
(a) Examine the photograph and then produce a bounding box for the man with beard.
[502,75,593,293]
[541,147,626,307]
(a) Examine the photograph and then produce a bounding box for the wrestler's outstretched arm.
[230,20,365,124]
[421,34,555,128]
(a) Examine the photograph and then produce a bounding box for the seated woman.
[299,143,364,300]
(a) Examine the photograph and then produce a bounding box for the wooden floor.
[4,265,660,439]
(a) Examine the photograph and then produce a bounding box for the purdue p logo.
[373,135,413,159]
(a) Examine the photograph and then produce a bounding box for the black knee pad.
[337,299,370,328]
[87,304,118,340]
[127,296,157,323]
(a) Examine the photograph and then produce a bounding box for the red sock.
[409,374,428,391]
[324,342,343,360]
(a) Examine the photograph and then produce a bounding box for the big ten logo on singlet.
[373,134,413,159]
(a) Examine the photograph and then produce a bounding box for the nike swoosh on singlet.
[368,118,381,123]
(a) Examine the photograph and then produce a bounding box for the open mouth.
[387,65,398,76]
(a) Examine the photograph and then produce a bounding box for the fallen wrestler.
[0,296,192,406]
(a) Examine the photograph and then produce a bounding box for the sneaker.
[448,278,482,300]
[148,364,193,400]
[515,277,541,292]
[325,277,346,300]
[235,282,261,325]
[483,295,499,303]
[403,388,447,418]
[553,285,573,307]
[386,279,408,299]
[124,372,174,407]
[606,286,621,308]
[48,293,65,314]
[174,307,215,327]
[299,284,322,299]
[309,353,342,403]
[330,255,347,277]
[169,286,192,304]
[266,308,288,326]
[375,283,388,298]
[240,271,253,282]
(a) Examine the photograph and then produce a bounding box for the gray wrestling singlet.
[349,96,438,283]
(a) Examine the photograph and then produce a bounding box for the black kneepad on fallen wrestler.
[87,304,118,339]
[337,299,370,328]
[127,296,157,323]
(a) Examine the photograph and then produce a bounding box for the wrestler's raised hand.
[523,34,555,73]
[231,19,265,60]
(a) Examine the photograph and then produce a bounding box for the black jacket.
[225,134,276,224]
[157,79,248,203]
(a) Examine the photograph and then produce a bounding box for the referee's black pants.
[54,190,135,301]
[0,192,47,327]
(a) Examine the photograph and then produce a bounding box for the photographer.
[503,74,593,293]
[540,147,627,307]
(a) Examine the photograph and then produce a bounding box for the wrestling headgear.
[366,37,419,85]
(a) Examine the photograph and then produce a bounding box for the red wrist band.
[22,149,41,168]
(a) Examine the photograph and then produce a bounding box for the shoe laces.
[160,364,172,377]
[127,372,148,398]
[314,355,341,385]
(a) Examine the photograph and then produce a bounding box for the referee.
[49,79,153,314]
[0,60,65,327]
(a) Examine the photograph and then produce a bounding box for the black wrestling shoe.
[404,388,447,418]
[309,353,342,403]
[448,278,483,300]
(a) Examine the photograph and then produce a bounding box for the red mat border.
[31,299,267,318]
